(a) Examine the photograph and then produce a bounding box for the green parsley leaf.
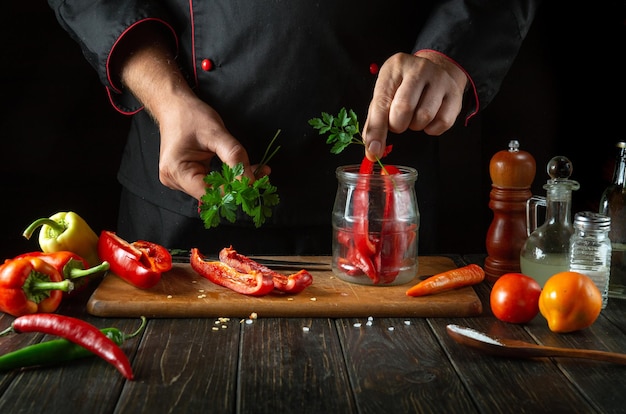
[199,132,281,229]
[308,107,364,154]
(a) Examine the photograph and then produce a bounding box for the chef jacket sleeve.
[414,0,542,121]
[47,0,178,114]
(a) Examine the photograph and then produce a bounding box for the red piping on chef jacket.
[414,49,479,125]
[105,18,179,116]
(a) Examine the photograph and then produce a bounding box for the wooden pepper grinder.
[484,140,536,282]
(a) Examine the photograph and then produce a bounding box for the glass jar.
[569,211,612,309]
[332,165,419,285]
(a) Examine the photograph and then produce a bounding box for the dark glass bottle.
[599,141,626,298]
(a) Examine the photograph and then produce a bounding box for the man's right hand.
[114,23,265,201]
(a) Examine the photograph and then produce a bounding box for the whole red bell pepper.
[0,256,73,316]
[12,251,110,296]
[190,248,274,296]
[97,231,172,289]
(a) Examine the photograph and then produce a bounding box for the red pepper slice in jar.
[375,165,402,283]
[97,231,172,289]
[218,246,313,293]
[343,145,398,283]
[190,248,274,296]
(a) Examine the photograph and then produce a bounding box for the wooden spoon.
[446,324,626,365]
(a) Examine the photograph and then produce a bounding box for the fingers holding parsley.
[198,130,281,229]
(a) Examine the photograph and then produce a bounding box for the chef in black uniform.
[47,1,541,255]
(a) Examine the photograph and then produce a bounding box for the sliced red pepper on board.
[131,240,173,273]
[97,231,172,289]
[190,248,275,296]
[218,246,313,293]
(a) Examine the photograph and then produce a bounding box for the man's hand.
[156,94,259,201]
[115,24,262,201]
[363,51,468,161]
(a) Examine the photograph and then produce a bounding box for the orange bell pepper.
[0,256,73,316]
[538,271,602,333]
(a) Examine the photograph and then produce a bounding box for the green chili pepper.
[0,316,146,373]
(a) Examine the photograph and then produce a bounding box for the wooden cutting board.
[86,256,483,318]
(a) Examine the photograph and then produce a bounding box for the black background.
[1,3,624,257]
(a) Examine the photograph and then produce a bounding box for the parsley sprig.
[199,130,281,229]
[308,107,363,154]
[309,107,388,170]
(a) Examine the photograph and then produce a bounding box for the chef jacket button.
[201,58,214,72]
[369,62,379,75]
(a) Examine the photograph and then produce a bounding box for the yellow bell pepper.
[22,211,100,268]
[538,271,602,333]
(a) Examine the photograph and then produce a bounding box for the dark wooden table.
[1,254,625,414]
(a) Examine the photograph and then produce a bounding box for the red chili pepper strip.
[375,165,402,283]
[353,157,377,267]
[0,314,134,380]
[97,231,169,289]
[218,246,313,293]
[349,145,395,283]
[190,248,274,296]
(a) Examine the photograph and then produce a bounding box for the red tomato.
[490,273,541,324]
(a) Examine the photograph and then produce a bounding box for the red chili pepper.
[0,257,73,317]
[97,231,172,289]
[12,251,110,296]
[190,248,274,296]
[0,314,134,380]
[218,246,313,293]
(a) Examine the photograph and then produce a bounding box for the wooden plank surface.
[86,256,483,318]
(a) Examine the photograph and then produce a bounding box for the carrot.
[406,264,485,297]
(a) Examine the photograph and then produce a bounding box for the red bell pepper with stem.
[0,256,73,317]
[12,251,109,296]
[97,231,172,289]
[0,313,135,380]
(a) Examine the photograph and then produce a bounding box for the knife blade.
[169,250,330,270]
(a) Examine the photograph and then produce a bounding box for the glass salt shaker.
[569,211,612,309]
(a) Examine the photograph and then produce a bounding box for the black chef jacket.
[47,0,540,254]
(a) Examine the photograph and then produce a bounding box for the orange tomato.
[538,271,602,333]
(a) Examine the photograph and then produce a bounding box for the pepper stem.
[24,272,74,303]
[67,261,110,280]
[22,218,66,240]
[0,326,14,336]
[30,279,74,294]
[124,316,147,340]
